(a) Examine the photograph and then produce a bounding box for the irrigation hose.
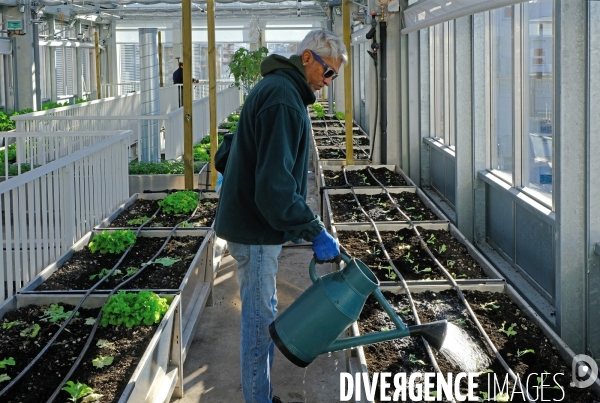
[46,197,206,402]
[338,166,454,402]
[0,191,202,400]
[364,167,535,402]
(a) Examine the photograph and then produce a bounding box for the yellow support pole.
[182,0,194,189]
[95,31,101,99]
[208,0,218,189]
[343,0,354,165]
[158,31,164,87]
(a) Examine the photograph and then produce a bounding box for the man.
[172,61,184,84]
[214,30,347,403]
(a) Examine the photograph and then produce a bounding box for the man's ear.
[301,50,312,66]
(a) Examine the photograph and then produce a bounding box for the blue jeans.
[228,242,282,403]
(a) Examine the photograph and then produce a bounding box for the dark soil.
[337,228,487,281]
[35,235,204,291]
[463,290,599,402]
[0,303,158,403]
[314,137,370,146]
[328,192,441,223]
[107,198,218,228]
[311,121,343,128]
[323,167,408,187]
[360,289,599,402]
[313,128,363,136]
[317,148,370,160]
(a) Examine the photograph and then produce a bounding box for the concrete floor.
[171,171,345,403]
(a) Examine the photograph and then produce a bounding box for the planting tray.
[0,293,183,403]
[129,173,202,196]
[332,222,504,283]
[314,146,371,171]
[318,164,416,190]
[313,135,370,147]
[20,229,212,362]
[95,191,219,231]
[347,283,600,403]
[322,187,449,229]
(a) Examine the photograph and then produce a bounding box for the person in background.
[172,61,184,85]
[213,29,347,403]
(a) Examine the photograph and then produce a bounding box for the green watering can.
[269,253,448,368]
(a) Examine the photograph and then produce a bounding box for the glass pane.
[524,0,553,196]
[491,7,514,177]
[435,24,445,139]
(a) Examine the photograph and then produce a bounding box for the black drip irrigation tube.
[0,190,204,401]
[316,119,370,160]
[337,166,453,402]
[361,166,536,402]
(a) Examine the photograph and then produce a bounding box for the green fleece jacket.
[213,54,324,245]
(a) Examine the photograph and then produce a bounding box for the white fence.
[7,85,242,165]
[0,131,131,303]
[101,82,141,97]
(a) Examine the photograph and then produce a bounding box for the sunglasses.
[310,51,338,80]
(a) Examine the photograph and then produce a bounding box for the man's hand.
[311,229,340,262]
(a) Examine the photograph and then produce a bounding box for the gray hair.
[297,29,348,66]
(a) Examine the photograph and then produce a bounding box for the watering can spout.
[408,320,448,351]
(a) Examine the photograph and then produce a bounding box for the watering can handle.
[309,252,352,284]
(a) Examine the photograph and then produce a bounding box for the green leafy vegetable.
[62,381,101,403]
[88,230,136,254]
[20,323,41,338]
[96,339,115,350]
[40,304,78,323]
[0,374,10,383]
[89,268,122,281]
[100,291,169,328]
[158,191,199,215]
[92,355,114,368]
[126,216,150,225]
[152,257,181,267]
[0,357,15,369]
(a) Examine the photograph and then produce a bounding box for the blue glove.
[311,229,340,262]
[215,172,224,194]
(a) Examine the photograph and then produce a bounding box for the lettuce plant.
[100,291,169,328]
[88,230,136,254]
[158,191,198,215]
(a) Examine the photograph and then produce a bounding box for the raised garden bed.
[0,293,182,403]
[323,188,447,227]
[96,191,219,230]
[351,283,600,402]
[332,223,502,283]
[317,147,370,161]
[319,165,414,188]
[20,229,212,362]
[314,136,370,147]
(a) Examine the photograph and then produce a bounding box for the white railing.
[7,85,242,165]
[0,130,131,303]
[100,82,141,97]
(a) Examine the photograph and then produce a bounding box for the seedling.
[397,308,411,316]
[62,381,102,403]
[89,268,122,281]
[378,265,397,280]
[404,252,414,264]
[88,229,136,254]
[150,257,182,267]
[408,354,426,366]
[0,357,15,369]
[2,320,24,329]
[479,369,494,375]
[447,260,456,269]
[0,374,10,383]
[92,355,114,368]
[499,321,517,337]
[452,318,466,327]
[435,244,447,254]
[516,348,535,358]
[413,265,432,275]
[126,216,150,225]
[40,304,78,323]
[85,318,96,326]
[406,207,415,211]
[452,273,467,279]
[124,267,139,277]
[19,323,40,338]
[96,339,116,350]
[480,301,500,311]
[380,326,390,331]
[495,393,510,402]
[478,391,489,402]
[179,221,195,228]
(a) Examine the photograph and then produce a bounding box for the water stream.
[438,322,492,372]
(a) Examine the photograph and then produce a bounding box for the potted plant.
[228,47,269,100]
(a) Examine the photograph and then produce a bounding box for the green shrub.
[88,229,136,254]
[100,291,169,328]
[335,111,346,120]
[194,147,210,162]
[227,114,240,122]
[0,163,34,176]
[0,144,17,163]
[158,190,199,215]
